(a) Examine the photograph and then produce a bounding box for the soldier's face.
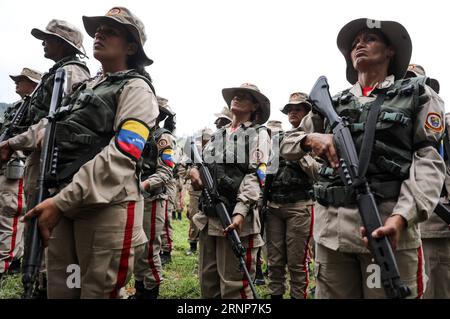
[350,30,395,74]
[93,23,137,64]
[230,91,258,116]
[42,35,62,61]
[15,78,37,98]
[288,105,308,128]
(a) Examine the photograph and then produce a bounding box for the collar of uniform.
[350,74,395,97]
[224,120,253,130]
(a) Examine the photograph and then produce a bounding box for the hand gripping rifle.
[309,76,411,299]
[22,68,65,299]
[188,137,259,299]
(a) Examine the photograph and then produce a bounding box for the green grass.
[0,200,316,299]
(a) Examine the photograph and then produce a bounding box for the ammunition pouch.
[313,180,402,207]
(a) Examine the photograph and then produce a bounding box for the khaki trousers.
[134,198,166,289]
[47,201,146,299]
[198,228,261,299]
[315,243,426,299]
[0,174,25,273]
[422,237,450,298]
[266,201,314,299]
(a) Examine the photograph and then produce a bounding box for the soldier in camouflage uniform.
[0,68,41,280]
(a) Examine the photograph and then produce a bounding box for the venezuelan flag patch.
[256,163,267,187]
[116,119,150,160]
[161,148,175,168]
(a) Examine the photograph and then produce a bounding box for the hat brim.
[337,18,412,84]
[280,101,312,115]
[9,74,40,84]
[82,15,153,66]
[31,27,86,56]
[222,87,270,125]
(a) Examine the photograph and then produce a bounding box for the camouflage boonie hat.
[83,7,153,66]
[9,68,42,84]
[266,120,283,134]
[281,92,312,114]
[405,64,440,94]
[222,83,270,125]
[31,19,86,56]
[214,106,232,124]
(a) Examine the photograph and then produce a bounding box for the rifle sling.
[357,90,386,179]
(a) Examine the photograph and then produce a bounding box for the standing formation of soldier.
[0,13,448,300]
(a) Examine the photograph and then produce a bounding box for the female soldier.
[2,7,159,298]
[190,83,271,299]
[281,18,445,298]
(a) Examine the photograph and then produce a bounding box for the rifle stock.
[22,68,65,299]
[309,76,411,299]
[188,137,259,299]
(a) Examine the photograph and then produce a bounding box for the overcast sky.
[0,0,447,136]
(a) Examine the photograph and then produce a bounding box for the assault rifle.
[0,97,30,143]
[309,76,411,299]
[187,137,259,299]
[22,68,65,299]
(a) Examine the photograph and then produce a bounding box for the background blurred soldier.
[0,68,41,281]
[185,127,212,256]
[214,106,232,129]
[133,97,176,299]
[265,93,320,299]
[405,64,450,298]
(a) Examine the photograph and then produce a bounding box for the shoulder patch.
[425,112,444,133]
[116,119,150,160]
[256,163,267,187]
[161,148,175,168]
[158,138,169,149]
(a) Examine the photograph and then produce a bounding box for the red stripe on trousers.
[416,246,424,299]
[239,234,254,299]
[163,201,172,252]
[302,204,314,299]
[147,201,161,284]
[110,201,135,299]
[4,178,23,272]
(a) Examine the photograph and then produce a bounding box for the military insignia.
[158,139,168,148]
[256,163,267,187]
[425,112,443,133]
[116,119,149,160]
[252,149,264,161]
[161,148,175,168]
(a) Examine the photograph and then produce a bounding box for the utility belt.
[269,188,313,204]
[313,180,402,207]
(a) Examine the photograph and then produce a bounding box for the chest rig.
[48,70,154,186]
[269,131,313,204]
[314,76,430,206]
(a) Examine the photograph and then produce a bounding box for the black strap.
[357,90,386,179]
